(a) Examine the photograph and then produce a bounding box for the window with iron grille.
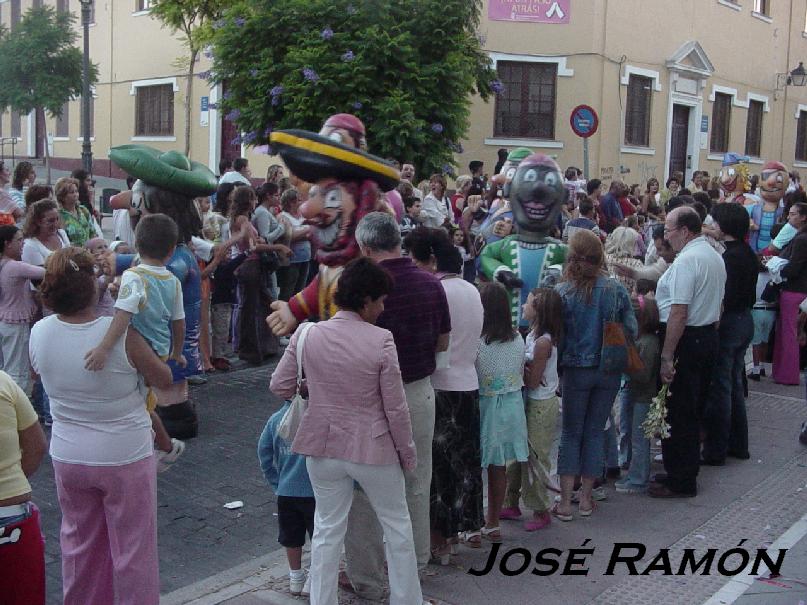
[79,95,94,138]
[624,75,652,147]
[745,100,764,157]
[135,85,174,136]
[797,111,807,162]
[494,61,557,140]
[10,111,20,139]
[56,102,69,138]
[710,93,732,153]
[136,0,152,11]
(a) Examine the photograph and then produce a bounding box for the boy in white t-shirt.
[84,214,187,470]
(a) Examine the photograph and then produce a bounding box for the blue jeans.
[618,386,632,467]
[31,378,50,423]
[703,310,754,461]
[604,414,619,471]
[558,367,621,478]
[620,390,651,488]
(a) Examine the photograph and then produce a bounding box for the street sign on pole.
[570,104,599,180]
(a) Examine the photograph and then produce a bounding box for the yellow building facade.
[2,0,807,187]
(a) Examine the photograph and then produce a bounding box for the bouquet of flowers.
[642,383,671,439]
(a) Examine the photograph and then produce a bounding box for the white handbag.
[277,322,314,442]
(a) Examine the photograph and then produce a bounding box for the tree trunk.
[184,49,198,158]
[38,107,52,185]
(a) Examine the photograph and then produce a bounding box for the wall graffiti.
[638,161,659,184]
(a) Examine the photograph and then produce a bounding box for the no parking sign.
[569,104,599,180]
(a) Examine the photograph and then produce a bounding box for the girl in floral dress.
[475,283,528,543]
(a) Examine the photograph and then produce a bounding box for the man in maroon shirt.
[342,212,450,599]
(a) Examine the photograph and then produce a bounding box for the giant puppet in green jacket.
[479,153,567,328]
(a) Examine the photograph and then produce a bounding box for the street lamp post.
[79,0,93,175]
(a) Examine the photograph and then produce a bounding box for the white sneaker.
[156,438,185,473]
[289,570,306,596]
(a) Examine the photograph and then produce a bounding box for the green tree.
[208,0,499,177]
[0,6,97,182]
[150,0,228,157]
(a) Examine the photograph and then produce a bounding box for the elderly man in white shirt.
[649,206,726,499]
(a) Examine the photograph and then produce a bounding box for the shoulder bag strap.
[295,322,315,391]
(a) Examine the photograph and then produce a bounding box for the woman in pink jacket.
[270,257,425,605]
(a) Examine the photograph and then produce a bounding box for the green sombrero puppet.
[267,115,400,336]
[108,144,217,440]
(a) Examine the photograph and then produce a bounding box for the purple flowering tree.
[149,0,229,156]
[208,0,497,176]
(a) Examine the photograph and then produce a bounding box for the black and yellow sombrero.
[270,130,400,192]
[109,145,218,197]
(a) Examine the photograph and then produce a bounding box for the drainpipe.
[779,0,794,160]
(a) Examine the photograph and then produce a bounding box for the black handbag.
[761,280,781,304]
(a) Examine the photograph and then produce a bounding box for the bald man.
[651,206,726,498]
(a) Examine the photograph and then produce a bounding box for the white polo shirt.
[656,236,726,325]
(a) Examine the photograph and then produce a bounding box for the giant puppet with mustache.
[479,153,567,329]
[267,114,399,336]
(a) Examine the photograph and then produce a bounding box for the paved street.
[29,361,807,605]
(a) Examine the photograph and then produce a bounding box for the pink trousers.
[53,455,159,605]
[772,290,807,385]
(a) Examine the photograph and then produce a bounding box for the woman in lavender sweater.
[0,225,45,392]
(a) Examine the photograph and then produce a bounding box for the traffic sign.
[570,104,599,138]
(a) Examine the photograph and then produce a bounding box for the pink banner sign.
[488,0,570,24]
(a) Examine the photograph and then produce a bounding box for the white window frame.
[620,65,662,92]
[745,92,770,113]
[485,52,573,147]
[133,0,152,16]
[130,78,178,141]
[717,0,742,10]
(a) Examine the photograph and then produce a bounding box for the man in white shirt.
[219,157,251,185]
[650,207,726,498]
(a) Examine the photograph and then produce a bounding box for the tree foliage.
[208,0,499,177]
[149,0,228,156]
[0,6,97,118]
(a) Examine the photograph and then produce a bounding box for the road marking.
[748,389,805,403]
[702,512,807,605]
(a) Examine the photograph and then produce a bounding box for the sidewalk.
[158,378,807,605]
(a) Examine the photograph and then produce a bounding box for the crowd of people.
[2,142,807,605]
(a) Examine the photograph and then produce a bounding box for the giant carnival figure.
[475,147,533,249]
[479,153,568,328]
[719,152,755,205]
[267,114,399,336]
[108,145,217,439]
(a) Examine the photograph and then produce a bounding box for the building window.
[624,74,652,147]
[56,102,69,138]
[797,111,807,162]
[745,99,764,157]
[136,0,152,11]
[10,111,20,139]
[753,0,769,15]
[710,92,732,153]
[494,61,557,140]
[10,0,20,28]
[135,84,174,136]
[57,0,69,12]
[79,95,95,139]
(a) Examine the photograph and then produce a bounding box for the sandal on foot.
[579,502,596,517]
[499,506,522,520]
[524,511,551,532]
[550,502,573,522]
[460,530,482,548]
[429,544,452,566]
[481,526,502,543]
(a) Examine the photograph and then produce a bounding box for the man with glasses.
[651,206,726,498]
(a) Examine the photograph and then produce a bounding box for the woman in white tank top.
[29,248,172,605]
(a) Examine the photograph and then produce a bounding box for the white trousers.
[306,456,423,605]
[0,321,31,393]
[344,377,435,598]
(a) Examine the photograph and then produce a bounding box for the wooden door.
[668,105,690,179]
[219,82,240,168]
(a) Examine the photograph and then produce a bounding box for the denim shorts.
[751,308,776,345]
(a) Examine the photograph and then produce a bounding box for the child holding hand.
[84,214,186,470]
